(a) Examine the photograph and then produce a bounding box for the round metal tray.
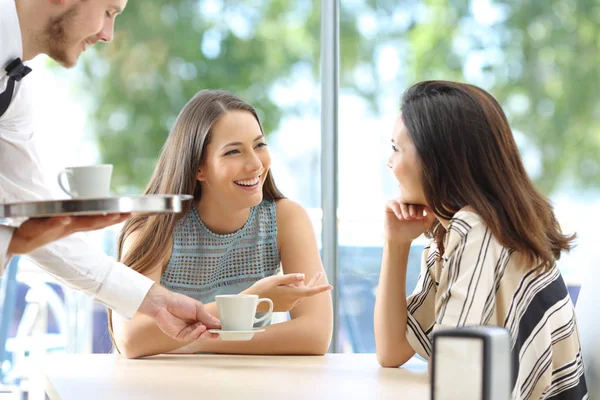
[0,194,194,219]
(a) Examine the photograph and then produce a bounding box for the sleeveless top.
[161,199,281,326]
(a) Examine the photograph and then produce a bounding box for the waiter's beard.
[44,4,83,69]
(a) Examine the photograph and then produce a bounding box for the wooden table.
[44,354,429,399]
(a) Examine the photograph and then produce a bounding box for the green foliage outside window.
[80,0,600,194]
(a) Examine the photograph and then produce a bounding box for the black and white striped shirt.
[405,211,587,399]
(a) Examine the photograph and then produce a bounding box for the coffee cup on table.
[215,294,274,331]
[57,164,113,199]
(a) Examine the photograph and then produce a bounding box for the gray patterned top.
[161,199,281,326]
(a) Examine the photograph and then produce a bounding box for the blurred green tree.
[82,0,599,194]
[82,0,369,192]
[371,0,600,193]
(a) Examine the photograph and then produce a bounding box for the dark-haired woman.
[374,81,587,399]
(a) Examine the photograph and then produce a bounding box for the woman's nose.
[246,152,263,172]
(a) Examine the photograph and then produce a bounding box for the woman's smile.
[234,176,261,190]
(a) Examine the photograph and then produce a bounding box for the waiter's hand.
[138,284,220,341]
[7,214,130,255]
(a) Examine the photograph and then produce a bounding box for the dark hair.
[401,80,574,269]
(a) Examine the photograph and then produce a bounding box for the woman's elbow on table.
[119,342,160,359]
[298,321,332,355]
[115,338,144,359]
[376,346,415,368]
[114,332,158,359]
[292,330,330,355]
[308,332,332,355]
[377,355,401,368]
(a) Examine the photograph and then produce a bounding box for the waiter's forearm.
[26,232,153,318]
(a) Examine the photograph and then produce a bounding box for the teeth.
[235,177,259,186]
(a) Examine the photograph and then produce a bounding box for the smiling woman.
[195,112,272,226]
[108,89,333,359]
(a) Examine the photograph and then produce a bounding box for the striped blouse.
[405,211,588,399]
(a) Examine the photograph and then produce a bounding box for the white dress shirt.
[0,0,153,318]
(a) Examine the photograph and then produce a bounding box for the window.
[337,0,600,352]
[15,0,599,356]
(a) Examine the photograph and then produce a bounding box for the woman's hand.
[243,273,332,313]
[384,199,435,245]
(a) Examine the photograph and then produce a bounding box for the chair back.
[0,256,20,383]
[575,269,600,396]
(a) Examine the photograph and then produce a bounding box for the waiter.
[0,0,220,343]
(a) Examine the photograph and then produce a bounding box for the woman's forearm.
[118,301,331,358]
[115,301,220,359]
[172,314,331,355]
[374,241,415,367]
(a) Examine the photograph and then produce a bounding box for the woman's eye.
[392,145,398,152]
[224,149,240,156]
[256,142,268,149]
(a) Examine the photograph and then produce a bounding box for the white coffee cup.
[216,294,274,331]
[57,164,113,198]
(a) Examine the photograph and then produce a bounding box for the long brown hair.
[401,80,574,269]
[107,89,284,346]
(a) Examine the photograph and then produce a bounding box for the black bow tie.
[5,58,32,81]
[0,58,32,118]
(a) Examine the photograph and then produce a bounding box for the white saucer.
[208,328,265,341]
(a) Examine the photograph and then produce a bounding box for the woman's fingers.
[387,199,428,221]
[284,272,324,289]
[399,202,411,219]
[414,205,426,219]
[385,200,403,219]
[306,271,324,287]
[296,284,333,297]
[273,273,306,286]
[280,282,333,299]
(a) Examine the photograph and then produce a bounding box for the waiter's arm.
[5,213,130,255]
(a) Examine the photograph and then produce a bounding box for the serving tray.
[0,194,193,220]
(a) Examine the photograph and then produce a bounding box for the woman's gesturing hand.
[244,273,333,313]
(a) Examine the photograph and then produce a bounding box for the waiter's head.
[25,0,127,68]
